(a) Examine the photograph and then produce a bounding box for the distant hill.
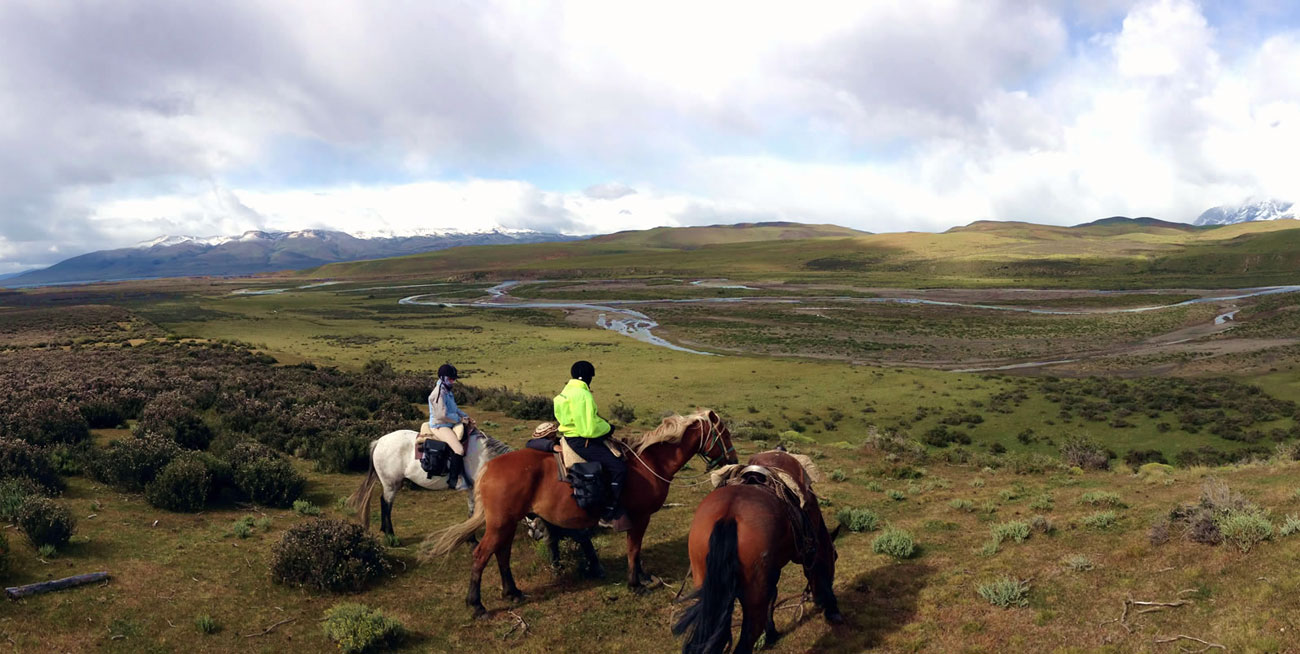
[6,229,582,286]
[1195,199,1296,226]
[1071,216,1199,230]
[590,221,868,248]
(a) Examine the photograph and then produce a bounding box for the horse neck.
[634,425,702,479]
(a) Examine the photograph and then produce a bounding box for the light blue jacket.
[429,384,468,429]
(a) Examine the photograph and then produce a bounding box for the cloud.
[1,0,1299,273]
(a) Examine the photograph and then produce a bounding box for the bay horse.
[424,410,737,617]
[674,450,843,654]
[345,428,512,538]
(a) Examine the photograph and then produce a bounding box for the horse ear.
[830,523,844,541]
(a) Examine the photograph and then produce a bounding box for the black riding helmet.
[437,363,458,380]
[570,360,595,383]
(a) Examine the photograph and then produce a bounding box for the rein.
[624,414,733,486]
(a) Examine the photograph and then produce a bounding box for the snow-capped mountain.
[1194,199,1297,226]
[9,228,582,286]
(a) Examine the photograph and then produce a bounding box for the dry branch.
[503,610,529,639]
[242,617,296,638]
[1154,634,1225,653]
[5,572,110,600]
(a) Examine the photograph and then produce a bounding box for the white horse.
[346,428,512,538]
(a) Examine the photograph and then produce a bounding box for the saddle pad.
[709,464,806,508]
[556,437,625,476]
[416,422,465,448]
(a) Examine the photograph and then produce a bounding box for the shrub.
[321,603,405,654]
[1082,511,1117,530]
[1217,512,1273,553]
[271,520,389,592]
[830,469,847,482]
[0,532,8,577]
[293,499,323,516]
[608,400,636,425]
[1060,435,1110,470]
[1137,462,1175,480]
[886,489,906,501]
[145,457,212,512]
[977,577,1030,608]
[234,457,305,508]
[195,614,219,635]
[1028,493,1054,511]
[2,398,90,446]
[0,477,45,522]
[1062,554,1094,572]
[948,498,975,512]
[1149,518,1171,545]
[0,438,64,494]
[1079,491,1126,508]
[16,496,76,549]
[225,440,280,470]
[135,393,212,449]
[990,521,1031,544]
[1124,449,1167,467]
[1279,514,1300,537]
[836,507,880,533]
[1030,515,1055,535]
[1168,479,1260,546]
[89,436,181,492]
[314,433,372,474]
[871,528,916,559]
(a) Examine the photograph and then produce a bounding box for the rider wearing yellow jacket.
[554,360,628,526]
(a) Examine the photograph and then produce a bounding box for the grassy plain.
[6,220,1300,652]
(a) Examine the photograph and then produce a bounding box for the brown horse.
[674,450,843,654]
[425,410,737,617]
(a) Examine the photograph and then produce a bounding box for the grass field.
[5,222,1300,652]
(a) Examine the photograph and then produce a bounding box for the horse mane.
[475,433,512,457]
[785,452,823,483]
[626,409,713,454]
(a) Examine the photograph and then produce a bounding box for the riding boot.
[598,482,631,532]
[445,452,465,489]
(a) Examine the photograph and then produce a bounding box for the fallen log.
[5,572,110,600]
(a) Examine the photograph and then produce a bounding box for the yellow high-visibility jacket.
[553,379,612,439]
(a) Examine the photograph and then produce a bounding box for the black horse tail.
[673,518,740,654]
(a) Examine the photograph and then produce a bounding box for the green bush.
[321,603,405,654]
[314,433,372,474]
[194,614,219,635]
[16,496,76,549]
[1079,491,1126,508]
[135,393,212,450]
[0,438,64,495]
[1082,511,1118,530]
[234,457,306,508]
[608,400,636,425]
[1028,493,1054,511]
[1217,512,1273,553]
[89,436,181,492]
[0,477,45,522]
[271,520,389,592]
[990,521,1031,544]
[293,499,323,516]
[948,498,974,512]
[145,457,212,512]
[1062,554,1094,572]
[836,507,880,533]
[224,440,280,470]
[1060,435,1109,470]
[977,577,1030,608]
[2,398,90,446]
[830,469,848,482]
[886,489,906,501]
[1279,514,1300,537]
[871,528,916,559]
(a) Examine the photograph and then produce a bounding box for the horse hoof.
[824,612,845,625]
[469,605,487,620]
[629,584,651,596]
[504,590,526,604]
[584,566,606,580]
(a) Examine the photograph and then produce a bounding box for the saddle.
[711,462,819,562]
[526,422,625,514]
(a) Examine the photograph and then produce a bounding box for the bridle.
[624,413,735,485]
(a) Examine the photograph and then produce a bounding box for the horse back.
[689,485,796,584]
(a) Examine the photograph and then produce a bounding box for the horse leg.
[625,514,652,591]
[466,534,495,618]
[545,523,564,572]
[763,569,783,646]
[577,529,605,579]
[379,488,396,537]
[735,569,774,654]
[494,520,524,602]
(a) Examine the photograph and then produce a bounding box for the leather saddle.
[525,422,623,481]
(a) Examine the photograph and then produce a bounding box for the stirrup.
[599,514,633,532]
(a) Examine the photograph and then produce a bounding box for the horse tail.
[345,441,381,529]
[673,518,740,654]
[421,482,486,560]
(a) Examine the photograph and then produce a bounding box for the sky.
[2,0,1300,273]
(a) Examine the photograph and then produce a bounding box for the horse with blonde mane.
[424,410,737,617]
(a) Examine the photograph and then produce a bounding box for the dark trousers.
[565,435,627,509]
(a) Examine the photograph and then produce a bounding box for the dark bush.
[89,436,182,492]
[0,477,45,522]
[0,532,9,577]
[270,519,389,592]
[1124,449,1168,467]
[188,451,235,502]
[136,393,212,450]
[609,400,636,425]
[16,496,76,549]
[314,433,372,474]
[225,441,280,470]
[145,457,212,512]
[923,425,971,448]
[505,394,551,420]
[2,398,89,446]
[1060,435,1110,470]
[0,438,64,494]
[235,457,306,508]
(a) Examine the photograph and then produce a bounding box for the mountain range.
[1194,199,1296,226]
[5,228,581,286]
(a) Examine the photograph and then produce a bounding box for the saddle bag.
[420,440,452,477]
[566,461,607,512]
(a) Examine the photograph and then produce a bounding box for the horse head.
[811,520,844,624]
[697,410,739,470]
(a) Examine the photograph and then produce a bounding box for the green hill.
[303,218,1300,289]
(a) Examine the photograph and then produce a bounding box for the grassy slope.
[301,219,1300,289]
